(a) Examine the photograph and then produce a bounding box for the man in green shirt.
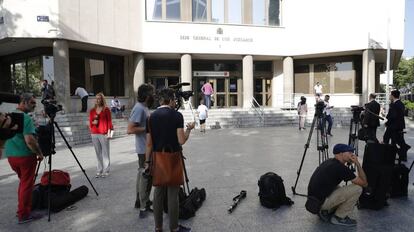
[4,93,44,224]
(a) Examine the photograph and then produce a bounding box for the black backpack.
[258,172,294,209]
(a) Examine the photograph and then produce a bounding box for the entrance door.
[254,78,272,106]
[194,77,241,108]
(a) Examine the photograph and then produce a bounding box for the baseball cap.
[333,144,355,154]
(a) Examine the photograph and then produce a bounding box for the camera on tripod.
[169,82,194,110]
[0,92,24,140]
[41,99,63,118]
[350,105,364,122]
[315,101,326,117]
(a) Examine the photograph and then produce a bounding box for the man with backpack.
[307,144,367,227]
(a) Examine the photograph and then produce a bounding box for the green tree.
[394,58,414,89]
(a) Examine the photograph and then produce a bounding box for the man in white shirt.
[314,82,323,97]
[197,99,208,133]
[74,87,89,112]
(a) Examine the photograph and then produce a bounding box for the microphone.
[0,92,21,104]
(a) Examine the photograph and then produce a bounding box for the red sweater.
[89,107,113,134]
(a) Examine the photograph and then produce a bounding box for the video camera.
[315,100,326,117]
[169,82,194,111]
[41,99,63,119]
[350,105,364,122]
[0,92,24,140]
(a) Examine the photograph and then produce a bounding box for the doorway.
[194,77,241,108]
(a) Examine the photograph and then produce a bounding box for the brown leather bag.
[151,151,184,186]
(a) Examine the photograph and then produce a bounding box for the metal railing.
[251,97,265,126]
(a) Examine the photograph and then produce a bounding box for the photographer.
[127,84,155,218]
[3,93,44,224]
[308,144,367,227]
[362,93,380,143]
[145,88,195,232]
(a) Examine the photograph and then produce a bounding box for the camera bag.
[258,172,294,209]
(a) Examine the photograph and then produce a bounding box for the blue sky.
[404,0,414,57]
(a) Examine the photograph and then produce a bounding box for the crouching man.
[307,144,367,227]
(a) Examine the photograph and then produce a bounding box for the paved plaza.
[1,126,414,232]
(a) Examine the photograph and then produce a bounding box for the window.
[294,65,310,94]
[333,62,355,93]
[166,0,180,20]
[211,0,224,23]
[253,0,266,25]
[314,64,331,93]
[294,57,361,94]
[192,0,207,22]
[69,50,125,96]
[146,0,162,20]
[253,0,281,26]
[228,0,242,24]
[8,57,42,96]
[268,0,281,26]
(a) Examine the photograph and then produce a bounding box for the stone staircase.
[45,108,355,147]
[50,112,129,147]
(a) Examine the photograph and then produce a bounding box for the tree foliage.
[394,58,414,89]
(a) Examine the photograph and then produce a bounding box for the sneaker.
[318,210,331,222]
[18,213,43,224]
[176,225,191,232]
[95,173,101,178]
[327,133,333,136]
[101,172,110,178]
[330,215,357,227]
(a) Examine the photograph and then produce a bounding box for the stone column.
[243,55,253,108]
[133,53,145,97]
[180,54,192,91]
[362,49,375,103]
[283,56,294,106]
[272,60,283,107]
[53,40,71,112]
[181,54,192,109]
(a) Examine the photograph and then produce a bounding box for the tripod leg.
[180,153,191,194]
[33,160,42,183]
[291,115,317,196]
[47,155,52,221]
[53,121,99,196]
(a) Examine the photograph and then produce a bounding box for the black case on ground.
[359,143,396,210]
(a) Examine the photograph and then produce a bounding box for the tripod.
[35,115,98,221]
[291,110,329,197]
[348,117,360,156]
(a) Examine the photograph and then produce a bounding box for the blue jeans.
[204,94,211,108]
[323,115,333,135]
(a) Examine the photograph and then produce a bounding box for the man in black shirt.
[308,144,367,227]
[145,88,195,232]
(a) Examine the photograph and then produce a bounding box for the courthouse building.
[0,0,406,112]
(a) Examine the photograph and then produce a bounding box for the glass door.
[214,78,226,108]
[254,78,272,106]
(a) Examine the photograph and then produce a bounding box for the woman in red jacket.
[89,93,113,178]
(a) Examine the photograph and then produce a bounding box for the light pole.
[385,17,391,113]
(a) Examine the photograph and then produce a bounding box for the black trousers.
[383,128,405,147]
[81,96,88,112]
[365,126,378,143]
